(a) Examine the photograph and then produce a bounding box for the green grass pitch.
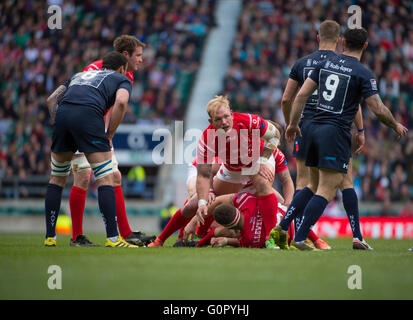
[1,233,412,300]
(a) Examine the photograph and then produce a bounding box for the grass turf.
[0,233,412,300]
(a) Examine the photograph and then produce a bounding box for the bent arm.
[106,88,129,140]
[196,163,212,204]
[364,94,397,130]
[277,169,294,206]
[46,85,67,124]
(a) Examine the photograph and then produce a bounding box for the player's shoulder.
[83,59,102,72]
[233,192,257,208]
[233,112,263,128]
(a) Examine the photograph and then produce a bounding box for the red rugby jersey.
[83,59,134,82]
[196,112,269,171]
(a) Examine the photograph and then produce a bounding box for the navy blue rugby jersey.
[59,69,132,117]
[289,50,337,119]
[309,53,378,130]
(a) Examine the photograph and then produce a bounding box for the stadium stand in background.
[221,0,413,214]
[0,0,412,217]
[0,0,216,200]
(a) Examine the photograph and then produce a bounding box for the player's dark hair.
[114,35,145,56]
[343,27,368,52]
[102,51,128,71]
[318,20,340,43]
[214,204,237,226]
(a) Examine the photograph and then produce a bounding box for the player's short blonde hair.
[206,95,230,118]
[319,20,341,43]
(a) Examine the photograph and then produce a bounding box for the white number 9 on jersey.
[322,74,340,101]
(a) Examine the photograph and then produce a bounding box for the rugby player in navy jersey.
[280,20,369,250]
[274,27,407,250]
[44,52,138,248]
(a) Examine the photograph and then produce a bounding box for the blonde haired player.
[150,95,283,248]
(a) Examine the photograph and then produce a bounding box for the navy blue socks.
[279,187,314,232]
[294,195,328,242]
[342,188,363,241]
[45,183,63,238]
[98,185,119,238]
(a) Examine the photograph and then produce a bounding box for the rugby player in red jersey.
[67,35,155,246]
[149,95,282,247]
[184,148,330,249]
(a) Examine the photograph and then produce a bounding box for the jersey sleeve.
[82,62,101,72]
[289,60,300,81]
[274,149,288,174]
[360,68,379,99]
[232,192,254,210]
[308,62,322,85]
[118,78,132,95]
[249,114,269,137]
[196,128,217,165]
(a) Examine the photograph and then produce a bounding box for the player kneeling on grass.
[44,52,138,248]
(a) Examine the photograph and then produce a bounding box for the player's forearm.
[289,95,306,127]
[46,85,66,120]
[281,100,292,128]
[226,238,240,247]
[106,102,126,139]
[366,95,397,130]
[281,180,294,205]
[196,164,212,202]
[375,106,398,130]
[354,105,363,131]
[281,79,299,127]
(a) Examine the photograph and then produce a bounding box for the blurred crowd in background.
[0,0,215,197]
[0,0,412,213]
[221,0,413,213]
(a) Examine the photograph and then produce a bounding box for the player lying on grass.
[181,192,293,248]
[168,147,330,249]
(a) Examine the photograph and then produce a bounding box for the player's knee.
[113,169,122,186]
[49,175,68,188]
[252,175,272,195]
[73,169,91,190]
[90,159,114,186]
[50,157,71,187]
[340,175,353,191]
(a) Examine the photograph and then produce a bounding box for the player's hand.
[394,123,408,140]
[196,204,208,226]
[258,164,274,182]
[183,219,197,242]
[285,124,301,143]
[211,237,228,247]
[354,131,365,155]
